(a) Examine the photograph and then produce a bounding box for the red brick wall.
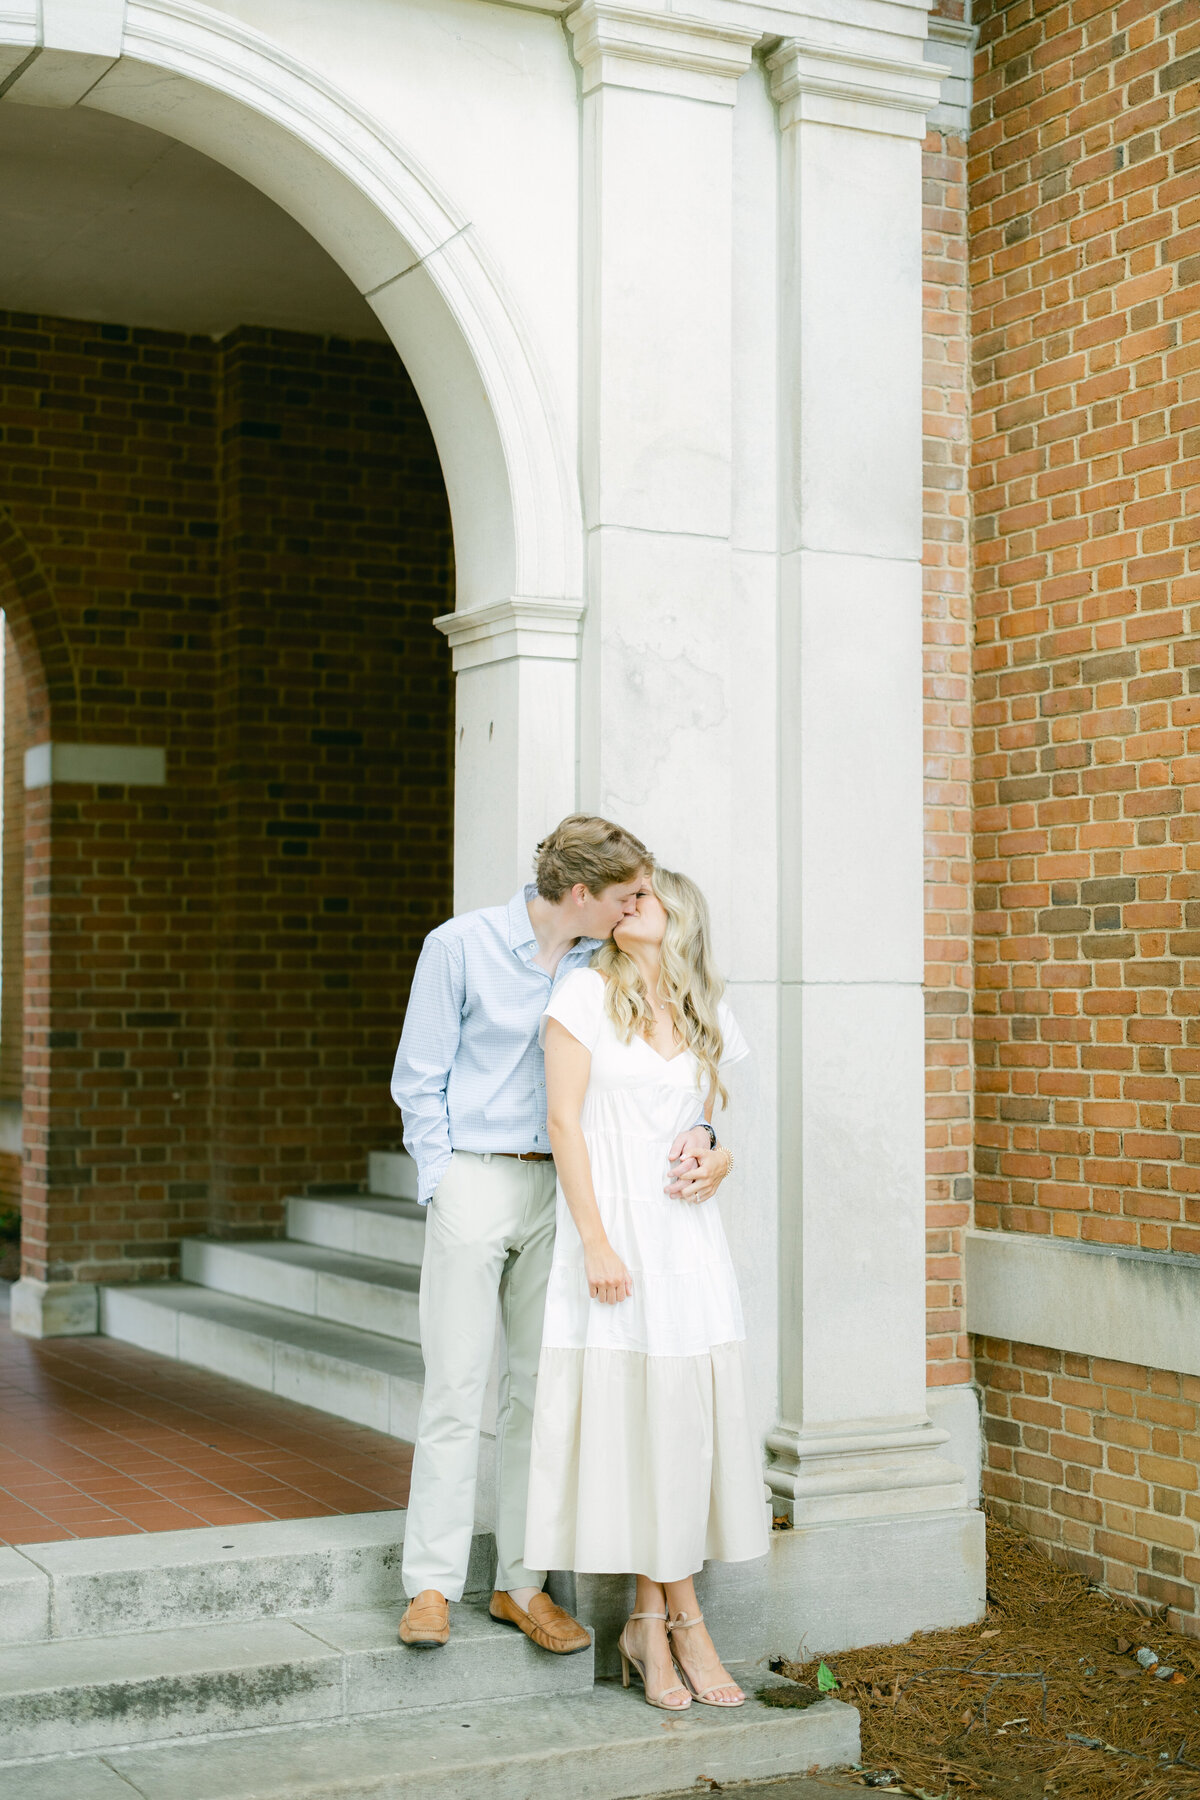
[924,128,974,1384]
[0,312,453,1286]
[979,1335,1200,1636]
[968,0,1200,1615]
[971,0,1200,1255]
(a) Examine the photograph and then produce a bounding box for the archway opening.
[0,98,456,1292]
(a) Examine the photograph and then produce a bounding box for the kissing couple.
[390,814,767,1710]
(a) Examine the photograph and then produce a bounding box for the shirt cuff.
[417,1153,451,1205]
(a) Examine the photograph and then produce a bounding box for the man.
[391,815,728,1653]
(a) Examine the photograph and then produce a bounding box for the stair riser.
[322,1628,593,1721]
[0,1553,47,1645]
[286,1197,426,1267]
[180,1243,421,1347]
[367,1152,419,1201]
[0,1633,594,1762]
[0,1650,343,1761]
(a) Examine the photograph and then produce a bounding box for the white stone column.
[764,39,969,1528]
[435,600,584,913]
[568,0,758,942]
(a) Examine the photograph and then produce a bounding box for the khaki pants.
[401,1151,557,1602]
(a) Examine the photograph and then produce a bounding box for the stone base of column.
[551,1507,986,1676]
[766,1414,969,1526]
[10,1278,99,1338]
[763,1507,986,1660]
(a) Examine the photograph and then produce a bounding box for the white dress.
[524,967,769,1583]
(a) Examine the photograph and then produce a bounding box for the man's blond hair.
[534,815,651,903]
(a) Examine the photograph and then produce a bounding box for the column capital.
[766,36,948,139]
[566,1,758,104]
[434,597,585,671]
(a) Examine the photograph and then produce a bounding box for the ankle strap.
[667,1611,704,1630]
[627,1610,668,1623]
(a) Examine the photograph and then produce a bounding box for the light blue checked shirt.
[390,886,603,1204]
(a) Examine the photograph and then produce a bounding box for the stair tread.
[15,1507,411,1581]
[82,1683,857,1800]
[110,1283,425,1380]
[285,1193,425,1221]
[0,1603,520,1693]
[187,1237,421,1291]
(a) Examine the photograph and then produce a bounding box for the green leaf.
[817,1661,838,1693]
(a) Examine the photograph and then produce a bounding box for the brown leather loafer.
[489,1588,591,1654]
[398,1589,450,1646]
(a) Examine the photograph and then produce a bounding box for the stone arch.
[0,3,582,616]
[0,510,77,739]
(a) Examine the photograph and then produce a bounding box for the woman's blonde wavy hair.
[591,866,728,1109]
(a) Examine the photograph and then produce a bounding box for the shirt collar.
[508,884,602,964]
[508,885,538,951]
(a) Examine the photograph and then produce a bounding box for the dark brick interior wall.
[2,619,26,1111]
[209,329,455,1233]
[0,311,454,1286]
[0,620,22,1214]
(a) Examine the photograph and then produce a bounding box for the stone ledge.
[23,742,166,789]
[966,1228,1200,1376]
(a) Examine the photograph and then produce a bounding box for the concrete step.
[179,1238,421,1344]
[0,1600,594,1763]
[1,1680,858,1798]
[285,1192,426,1266]
[99,1282,427,1440]
[0,1512,495,1644]
[367,1150,419,1200]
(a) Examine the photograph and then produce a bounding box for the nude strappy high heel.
[667,1611,745,1707]
[617,1610,692,1711]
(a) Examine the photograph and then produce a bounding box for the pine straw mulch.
[771,1516,1200,1800]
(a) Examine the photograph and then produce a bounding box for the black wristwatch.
[697,1123,717,1151]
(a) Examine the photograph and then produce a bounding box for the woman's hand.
[666,1145,733,1206]
[585,1240,633,1305]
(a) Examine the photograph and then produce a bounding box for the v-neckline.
[640,1031,691,1067]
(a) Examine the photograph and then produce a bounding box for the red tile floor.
[0,1289,412,1544]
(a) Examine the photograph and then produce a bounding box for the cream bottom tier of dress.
[524,967,769,1585]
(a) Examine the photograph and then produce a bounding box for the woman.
[524,867,768,1711]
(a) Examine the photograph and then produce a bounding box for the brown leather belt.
[495,1151,553,1162]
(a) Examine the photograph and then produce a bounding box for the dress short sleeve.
[540,967,606,1054]
[717,1000,750,1067]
